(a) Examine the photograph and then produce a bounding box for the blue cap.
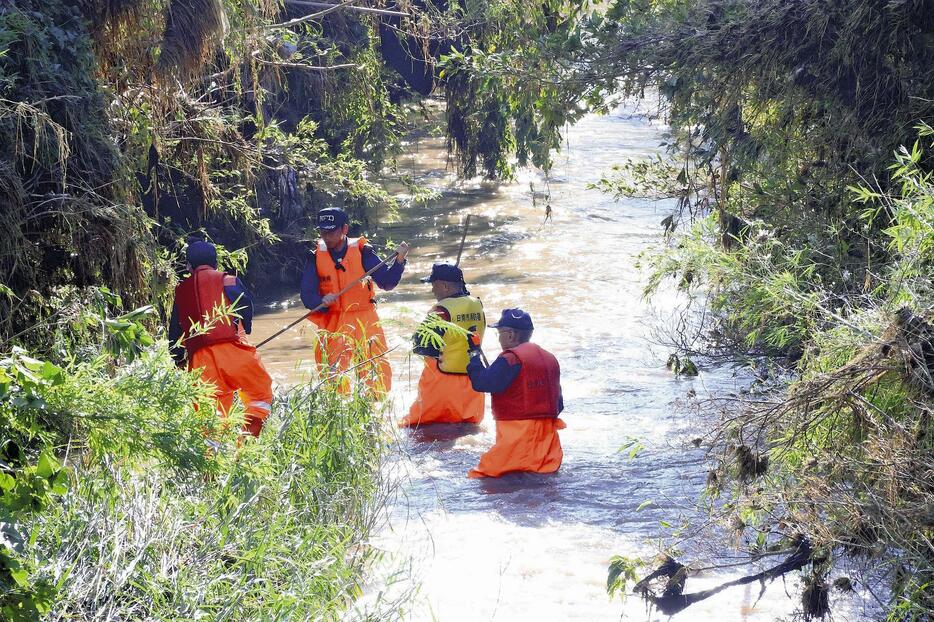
[489,308,534,330]
[186,240,217,268]
[317,207,348,231]
[420,262,465,283]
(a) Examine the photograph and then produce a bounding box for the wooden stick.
[255,0,358,31]
[255,250,400,349]
[454,214,471,267]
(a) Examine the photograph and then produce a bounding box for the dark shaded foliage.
[156,0,227,78]
[0,1,154,349]
[0,0,455,352]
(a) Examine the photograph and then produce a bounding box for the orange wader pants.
[468,418,566,478]
[398,358,484,427]
[314,308,392,395]
[190,341,273,436]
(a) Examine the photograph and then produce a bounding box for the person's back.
[490,341,560,421]
[174,265,243,352]
[436,291,485,373]
[465,308,565,478]
[400,263,486,427]
[170,241,273,437]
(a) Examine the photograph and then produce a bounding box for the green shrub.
[634,129,934,618]
[2,331,391,620]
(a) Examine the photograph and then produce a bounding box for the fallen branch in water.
[634,538,813,616]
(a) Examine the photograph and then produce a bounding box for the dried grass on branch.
[695,306,934,616]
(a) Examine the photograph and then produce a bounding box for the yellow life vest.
[436,295,485,374]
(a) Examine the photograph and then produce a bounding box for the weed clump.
[734,444,768,481]
[801,574,830,620]
[1,309,394,618]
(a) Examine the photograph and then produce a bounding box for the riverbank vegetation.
[2,300,394,620]
[0,0,442,351]
[0,1,438,618]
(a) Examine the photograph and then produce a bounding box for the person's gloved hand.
[394,241,409,263]
[467,331,483,357]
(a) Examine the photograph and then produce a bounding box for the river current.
[251,105,874,621]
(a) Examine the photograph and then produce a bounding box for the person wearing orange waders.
[398,263,485,427]
[465,308,565,478]
[300,207,408,395]
[169,241,273,437]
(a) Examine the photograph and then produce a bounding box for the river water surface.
[251,106,873,621]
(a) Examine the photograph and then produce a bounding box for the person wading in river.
[169,241,273,437]
[399,263,485,427]
[466,308,565,478]
[300,207,408,394]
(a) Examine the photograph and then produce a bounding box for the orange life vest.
[175,266,241,355]
[309,237,375,331]
[491,342,561,421]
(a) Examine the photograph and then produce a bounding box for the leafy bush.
[624,128,934,619]
[2,324,391,620]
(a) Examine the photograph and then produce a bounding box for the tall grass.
[3,337,401,621]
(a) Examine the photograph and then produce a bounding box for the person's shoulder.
[307,245,322,264]
[430,304,451,320]
[527,342,558,358]
[501,351,521,366]
[536,343,558,357]
[528,343,559,367]
[361,240,384,258]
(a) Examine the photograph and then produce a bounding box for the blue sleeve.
[224,277,253,334]
[300,255,325,311]
[466,355,521,393]
[362,245,405,291]
[168,303,186,365]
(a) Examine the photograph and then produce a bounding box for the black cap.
[316,207,348,231]
[420,262,465,284]
[186,241,217,269]
[489,308,534,331]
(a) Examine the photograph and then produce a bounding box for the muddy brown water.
[250,106,874,621]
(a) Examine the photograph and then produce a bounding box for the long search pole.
[255,252,398,349]
[452,214,489,366]
[454,214,471,267]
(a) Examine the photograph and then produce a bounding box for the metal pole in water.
[454,214,471,267]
